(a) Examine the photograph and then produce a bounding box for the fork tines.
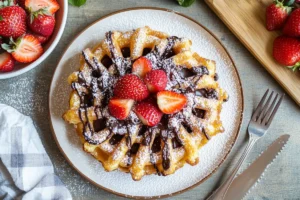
[252,89,284,126]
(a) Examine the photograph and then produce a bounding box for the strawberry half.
[25,0,59,14]
[132,57,152,78]
[0,6,26,38]
[273,36,300,70]
[283,8,300,37]
[0,52,14,72]
[266,0,292,31]
[114,74,149,101]
[108,98,134,120]
[28,9,55,37]
[134,101,163,126]
[157,91,187,114]
[144,69,168,93]
[2,34,43,63]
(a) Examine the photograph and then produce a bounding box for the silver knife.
[224,134,290,200]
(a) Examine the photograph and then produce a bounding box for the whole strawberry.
[273,36,300,70]
[134,100,163,126]
[283,8,300,37]
[114,74,149,101]
[144,69,168,93]
[266,0,292,31]
[0,5,26,38]
[28,9,55,37]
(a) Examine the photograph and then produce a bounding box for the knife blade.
[224,134,290,200]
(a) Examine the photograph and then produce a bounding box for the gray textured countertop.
[0,1,299,199]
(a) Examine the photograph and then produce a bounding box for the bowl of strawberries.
[0,0,67,79]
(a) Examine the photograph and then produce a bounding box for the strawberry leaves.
[68,0,86,7]
[177,0,195,7]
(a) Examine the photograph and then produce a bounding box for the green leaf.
[0,16,3,21]
[177,0,196,7]
[68,0,86,7]
[284,0,295,6]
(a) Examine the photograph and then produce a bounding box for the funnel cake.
[63,26,228,181]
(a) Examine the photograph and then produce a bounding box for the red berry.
[30,32,49,44]
[2,34,43,63]
[28,11,55,37]
[144,70,168,93]
[157,91,187,114]
[25,0,59,14]
[0,52,14,72]
[266,2,292,31]
[108,99,134,120]
[132,57,152,78]
[0,6,26,38]
[283,8,300,37]
[134,101,163,126]
[273,36,300,67]
[113,74,149,101]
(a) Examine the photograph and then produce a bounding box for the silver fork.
[207,89,284,200]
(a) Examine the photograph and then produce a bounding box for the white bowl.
[0,0,68,79]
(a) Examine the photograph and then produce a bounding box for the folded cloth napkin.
[0,104,72,200]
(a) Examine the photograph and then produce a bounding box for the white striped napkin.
[0,104,72,200]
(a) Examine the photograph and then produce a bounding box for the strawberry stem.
[290,62,300,71]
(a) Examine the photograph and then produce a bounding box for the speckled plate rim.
[48,7,244,199]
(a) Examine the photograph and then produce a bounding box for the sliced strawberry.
[28,10,55,36]
[114,74,149,101]
[0,52,14,72]
[134,101,163,126]
[144,69,168,93]
[132,57,152,78]
[2,34,43,63]
[157,91,187,114]
[25,0,59,14]
[108,98,134,120]
[0,6,26,38]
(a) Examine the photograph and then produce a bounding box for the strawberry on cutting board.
[157,91,187,114]
[273,36,300,70]
[113,74,149,101]
[0,52,14,72]
[28,9,55,36]
[25,0,59,14]
[134,100,163,126]
[283,8,300,37]
[132,57,152,78]
[0,5,26,38]
[1,34,43,63]
[266,0,292,31]
[108,98,134,120]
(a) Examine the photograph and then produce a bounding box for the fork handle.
[206,136,259,200]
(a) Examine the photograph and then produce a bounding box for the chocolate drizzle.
[70,31,226,174]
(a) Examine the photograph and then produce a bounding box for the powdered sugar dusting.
[49,9,243,197]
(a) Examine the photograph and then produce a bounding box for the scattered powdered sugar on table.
[1,76,46,116]
[49,9,243,197]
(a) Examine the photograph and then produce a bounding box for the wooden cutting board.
[205,0,300,105]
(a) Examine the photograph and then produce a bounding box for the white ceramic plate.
[0,0,68,79]
[49,8,243,199]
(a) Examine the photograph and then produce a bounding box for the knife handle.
[206,136,259,200]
